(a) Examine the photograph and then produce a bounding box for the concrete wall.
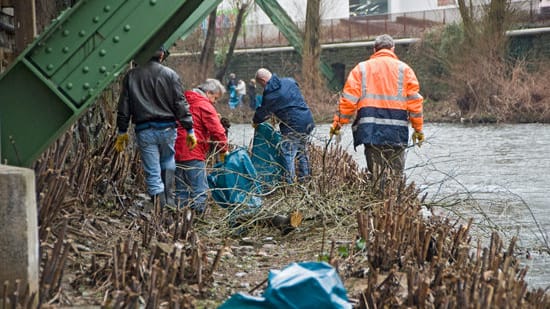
[0,165,39,307]
[225,41,413,88]
[216,29,549,88]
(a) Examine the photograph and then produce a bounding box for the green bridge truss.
[0,0,340,167]
[0,0,221,167]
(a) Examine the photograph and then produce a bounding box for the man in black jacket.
[115,47,197,207]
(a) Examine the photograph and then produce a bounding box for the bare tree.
[457,0,476,43]
[483,0,510,57]
[302,0,322,92]
[200,7,218,80]
[457,0,511,56]
[215,0,251,81]
[14,0,36,54]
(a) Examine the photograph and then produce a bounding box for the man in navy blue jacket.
[253,68,315,183]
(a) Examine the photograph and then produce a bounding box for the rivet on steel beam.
[62,47,69,53]
[83,83,90,89]
[99,66,107,73]
[79,30,86,37]
[124,25,131,32]
[113,36,120,43]
[150,0,157,5]
[82,66,90,73]
[62,29,70,36]
[99,49,107,57]
[47,64,54,70]
[66,83,73,90]
[45,47,52,53]
[104,5,111,12]
[93,16,100,23]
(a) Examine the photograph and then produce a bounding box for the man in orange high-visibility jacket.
[330,34,424,180]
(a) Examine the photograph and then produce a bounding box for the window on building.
[438,0,456,6]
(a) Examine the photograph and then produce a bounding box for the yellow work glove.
[114,133,129,152]
[220,152,228,163]
[329,123,341,138]
[252,123,258,129]
[412,130,425,147]
[186,130,197,150]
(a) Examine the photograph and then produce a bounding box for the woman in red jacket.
[175,78,228,214]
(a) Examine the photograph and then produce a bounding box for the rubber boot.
[162,169,176,208]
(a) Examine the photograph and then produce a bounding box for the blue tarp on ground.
[207,147,262,217]
[219,261,352,309]
[250,123,285,192]
[207,124,288,220]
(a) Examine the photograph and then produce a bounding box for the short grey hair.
[374,34,394,51]
[256,68,272,83]
[198,78,226,95]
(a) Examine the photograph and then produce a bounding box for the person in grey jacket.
[115,47,197,208]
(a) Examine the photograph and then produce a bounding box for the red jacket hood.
[175,89,228,162]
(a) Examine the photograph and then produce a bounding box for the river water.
[229,123,550,289]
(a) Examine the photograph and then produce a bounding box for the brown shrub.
[452,55,550,122]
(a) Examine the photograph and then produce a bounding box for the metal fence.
[215,1,546,49]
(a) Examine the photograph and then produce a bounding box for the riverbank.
[21,124,549,307]
[212,97,533,126]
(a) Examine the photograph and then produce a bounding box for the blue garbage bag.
[208,147,262,217]
[255,94,263,109]
[219,262,352,309]
[250,123,286,192]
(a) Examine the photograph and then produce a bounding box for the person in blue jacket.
[253,68,315,183]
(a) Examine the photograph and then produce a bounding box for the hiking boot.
[151,193,166,212]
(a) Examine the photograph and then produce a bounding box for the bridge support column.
[0,165,39,307]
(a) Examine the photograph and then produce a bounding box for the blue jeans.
[280,133,311,183]
[175,160,208,212]
[135,127,176,196]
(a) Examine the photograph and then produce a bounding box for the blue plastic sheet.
[250,123,286,191]
[219,262,352,309]
[207,147,262,216]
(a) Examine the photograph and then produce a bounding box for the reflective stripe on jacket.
[334,49,423,147]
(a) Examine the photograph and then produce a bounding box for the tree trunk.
[484,0,509,57]
[34,0,76,34]
[457,0,476,43]
[215,2,249,81]
[302,0,322,92]
[13,0,36,55]
[200,7,218,80]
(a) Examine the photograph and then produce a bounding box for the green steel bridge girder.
[0,0,211,167]
[254,0,339,91]
[164,0,222,49]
